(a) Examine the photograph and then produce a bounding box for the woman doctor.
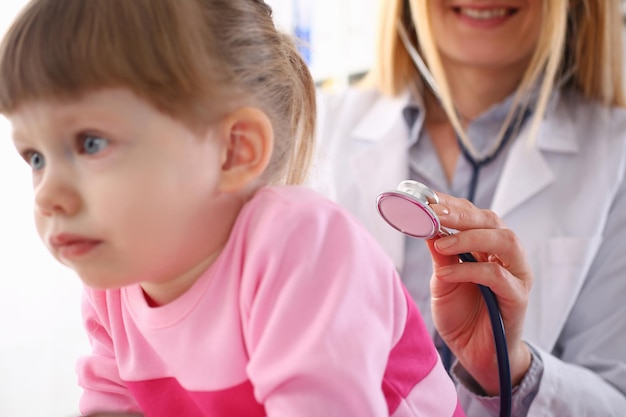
[315,0,626,416]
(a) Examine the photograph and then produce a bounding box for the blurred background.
[1,1,626,416]
[270,0,378,84]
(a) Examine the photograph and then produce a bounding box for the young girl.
[0,1,464,416]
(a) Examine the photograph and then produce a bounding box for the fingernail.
[435,235,457,249]
[433,205,450,216]
[436,266,453,277]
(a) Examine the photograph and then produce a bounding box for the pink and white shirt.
[77,186,464,417]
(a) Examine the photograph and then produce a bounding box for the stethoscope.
[377,180,512,417]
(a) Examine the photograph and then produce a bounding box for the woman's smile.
[452,5,519,28]
[454,6,517,19]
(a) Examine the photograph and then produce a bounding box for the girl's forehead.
[8,89,143,134]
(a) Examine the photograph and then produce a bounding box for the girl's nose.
[34,166,81,217]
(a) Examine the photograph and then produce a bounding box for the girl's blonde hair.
[0,0,316,185]
[369,0,625,153]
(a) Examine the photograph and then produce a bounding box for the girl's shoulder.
[243,186,352,226]
[236,186,381,256]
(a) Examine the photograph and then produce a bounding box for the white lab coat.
[313,86,626,416]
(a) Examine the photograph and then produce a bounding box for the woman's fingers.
[433,228,532,283]
[429,192,532,286]
[432,193,507,230]
[432,259,530,308]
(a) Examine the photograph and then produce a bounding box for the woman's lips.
[452,6,518,28]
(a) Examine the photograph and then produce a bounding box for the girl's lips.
[50,233,102,258]
[56,240,101,258]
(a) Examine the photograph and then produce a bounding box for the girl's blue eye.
[80,134,109,155]
[28,152,45,170]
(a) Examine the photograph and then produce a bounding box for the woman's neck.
[436,61,525,122]
[422,61,526,183]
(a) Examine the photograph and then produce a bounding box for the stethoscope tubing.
[457,251,512,417]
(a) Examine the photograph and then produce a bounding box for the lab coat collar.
[535,90,579,154]
[492,89,579,218]
[351,90,414,143]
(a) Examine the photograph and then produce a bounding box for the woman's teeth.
[459,8,508,19]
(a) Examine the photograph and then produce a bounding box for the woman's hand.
[427,192,534,395]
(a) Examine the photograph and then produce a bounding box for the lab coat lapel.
[490,138,554,218]
[349,93,412,270]
[491,107,578,218]
[492,106,581,348]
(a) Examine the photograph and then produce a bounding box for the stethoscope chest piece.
[376,180,441,239]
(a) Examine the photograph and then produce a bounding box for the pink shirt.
[77,186,464,417]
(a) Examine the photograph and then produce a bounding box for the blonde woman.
[316,0,626,416]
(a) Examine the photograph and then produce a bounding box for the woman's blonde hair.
[370,0,625,152]
[0,0,316,185]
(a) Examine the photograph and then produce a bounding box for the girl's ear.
[218,107,274,192]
